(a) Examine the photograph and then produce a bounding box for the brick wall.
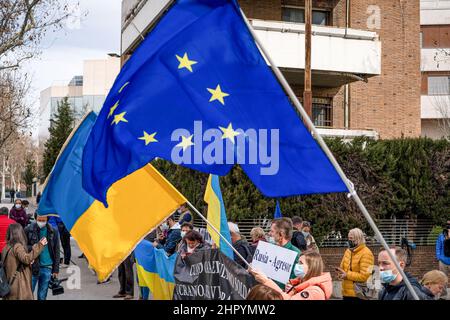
[321,246,439,281]
[240,0,422,138]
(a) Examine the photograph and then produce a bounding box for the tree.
[0,0,72,71]
[42,97,74,180]
[22,158,36,196]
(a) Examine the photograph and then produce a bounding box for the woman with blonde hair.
[420,270,448,300]
[336,228,375,300]
[250,251,333,300]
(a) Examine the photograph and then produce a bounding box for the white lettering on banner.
[190,262,203,276]
[251,241,298,285]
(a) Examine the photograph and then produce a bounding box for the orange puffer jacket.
[290,273,333,300]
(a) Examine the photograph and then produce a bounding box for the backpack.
[443,234,450,258]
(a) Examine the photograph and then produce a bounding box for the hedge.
[152,137,450,239]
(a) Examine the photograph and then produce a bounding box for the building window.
[282,7,330,26]
[312,98,333,127]
[428,76,450,95]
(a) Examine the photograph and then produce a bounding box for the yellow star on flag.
[139,131,158,146]
[219,123,241,144]
[108,101,119,119]
[176,53,198,73]
[111,112,128,125]
[207,85,229,105]
[176,134,194,151]
[119,82,130,93]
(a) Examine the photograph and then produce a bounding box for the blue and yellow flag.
[204,175,233,259]
[82,0,347,207]
[274,200,282,219]
[38,112,187,281]
[135,240,177,300]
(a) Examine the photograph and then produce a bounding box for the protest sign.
[251,241,298,284]
[173,249,256,300]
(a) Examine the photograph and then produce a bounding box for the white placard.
[251,241,299,285]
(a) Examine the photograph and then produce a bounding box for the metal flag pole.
[238,9,420,300]
[185,200,252,269]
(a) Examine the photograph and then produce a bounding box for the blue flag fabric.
[274,200,282,219]
[82,0,348,206]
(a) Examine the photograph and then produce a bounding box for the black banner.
[173,249,257,300]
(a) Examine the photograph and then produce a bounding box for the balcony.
[251,19,381,87]
[421,95,450,119]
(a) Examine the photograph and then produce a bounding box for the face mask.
[380,270,397,283]
[181,231,186,238]
[37,221,47,229]
[348,240,357,249]
[161,223,169,231]
[15,204,21,209]
[302,231,310,237]
[293,264,306,278]
[187,244,198,253]
[267,237,276,244]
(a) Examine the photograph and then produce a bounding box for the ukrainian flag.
[38,112,187,281]
[135,240,177,300]
[204,175,233,259]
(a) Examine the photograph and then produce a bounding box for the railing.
[189,216,439,248]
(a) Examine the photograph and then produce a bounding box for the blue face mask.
[302,231,310,237]
[380,270,397,283]
[267,237,276,244]
[293,264,306,278]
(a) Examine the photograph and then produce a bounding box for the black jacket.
[24,222,60,276]
[379,272,431,300]
[291,230,307,251]
[233,239,252,269]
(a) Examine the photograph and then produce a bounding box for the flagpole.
[238,9,420,300]
[185,200,251,269]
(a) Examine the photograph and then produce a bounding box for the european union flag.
[82,0,348,206]
[274,200,282,219]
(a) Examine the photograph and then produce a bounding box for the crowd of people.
[1,198,449,301]
[0,199,68,300]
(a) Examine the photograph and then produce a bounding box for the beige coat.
[1,242,44,300]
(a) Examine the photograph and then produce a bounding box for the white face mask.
[181,231,187,238]
[37,221,47,229]
[187,244,198,253]
[15,204,21,209]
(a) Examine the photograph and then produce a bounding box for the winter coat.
[179,242,211,257]
[436,233,450,266]
[24,222,60,276]
[1,242,44,300]
[0,216,15,252]
[291,231,307,251]
[378,272,431,300]
[262,272,333,300]
[232,238,253,269]
[9,207,28,228]
[340,244,374,297]
[157,223,181,255]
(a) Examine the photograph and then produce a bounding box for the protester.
[24,215,60,300]
[9,190,14,203]
[336,228,374,300]
[0,207,15,253]
[177,222,195,253]
[9,199,28,228]
[378,247,428,300]
[48,216,71,268]
[1,224,47,300]
[246,284,283,300]
[113,253,135,300]
[154,214,182,256]
[177,204,193,225]
[436,221,450,278]
[419,270,448,300]
[249,227,265,255]
[267,218,301,289]
[179,230,210,258]
[291,216,307,251]
[251,251,333,300]
[228,222,253,269]
[301,221,319,253]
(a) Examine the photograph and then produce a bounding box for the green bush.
[152,137,450,240]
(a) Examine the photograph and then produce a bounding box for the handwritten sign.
[251,241,298,284]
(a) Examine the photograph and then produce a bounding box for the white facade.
[421,0,450,139]
[38,56,120,143]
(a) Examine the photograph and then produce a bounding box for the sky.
[23,0,122,140]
